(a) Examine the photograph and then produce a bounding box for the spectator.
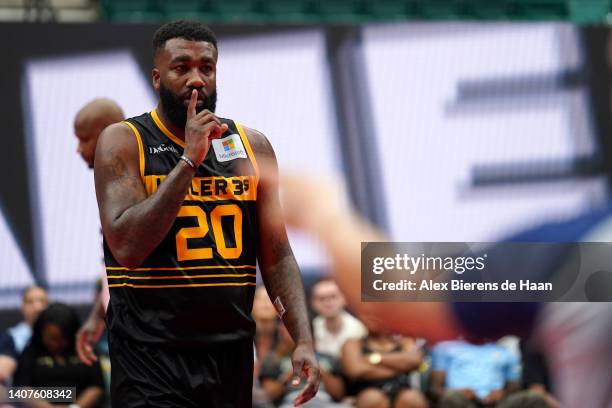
[341,332,428,408]
[0,331,17,384]
[252,286,280,408]
[0,331,18,403]
[260,325,349,407]
[428,340,520,407]
[0,286,49,402]
[311,278,367,359]
[253,286,282,376]
[14,303,105,407]
[8,286,48,355]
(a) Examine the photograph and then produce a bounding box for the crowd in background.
[0,286,105,408]
[251,278,558,408]
[0,279,559,408]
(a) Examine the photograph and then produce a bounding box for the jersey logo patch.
[148,143,179,155]
[212,134,248,162]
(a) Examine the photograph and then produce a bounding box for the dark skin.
[75,290,105,365]
[249,132,320,405]
[94,37,319,405]
[262,326,345,403]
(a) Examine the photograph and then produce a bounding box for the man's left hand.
[76,315,105,365]
[290,343,320,406]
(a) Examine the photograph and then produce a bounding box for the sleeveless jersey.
[103,109,259,346]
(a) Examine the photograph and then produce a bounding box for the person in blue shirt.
[7,286,48,356]
[428,340,521,407]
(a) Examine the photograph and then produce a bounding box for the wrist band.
[180,155,196,169]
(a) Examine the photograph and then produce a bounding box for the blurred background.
[0,0,611,325]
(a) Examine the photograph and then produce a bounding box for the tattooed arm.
[246,126,320,405]
[94,122,196,268]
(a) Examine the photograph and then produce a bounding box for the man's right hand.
[183,89,228,166]
[76,316,105,365]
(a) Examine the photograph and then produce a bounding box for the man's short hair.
[153,20,217,54]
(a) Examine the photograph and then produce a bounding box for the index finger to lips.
[187,89,198,119]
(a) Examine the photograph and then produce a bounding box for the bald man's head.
[74,98,124,168]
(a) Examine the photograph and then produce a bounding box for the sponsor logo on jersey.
[144,174,257,201]
[212,134,247,162]
[148,143,179,155]
[222,138,235,151]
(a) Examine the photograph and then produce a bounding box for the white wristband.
[179,155,196,169]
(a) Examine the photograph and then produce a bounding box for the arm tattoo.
[246,126,313,344]
[99,152,128,182]
[98,141,196,267]
[99,153,146,220]
[260,215,313,345]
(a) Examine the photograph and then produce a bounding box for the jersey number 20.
[175,204,242,261]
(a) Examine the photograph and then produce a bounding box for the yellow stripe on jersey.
[107,273,256,280]
[106,265,256,271]
[235,122,260,180]
[123,121,145,180]
[150,108,185,148]
[143,175,257,201]
[108,282,257,289]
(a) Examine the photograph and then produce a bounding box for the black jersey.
[104,109,259,347]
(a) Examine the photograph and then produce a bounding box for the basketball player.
[94,20,319,407]
[74,98,125,169]
[73,98,124,365]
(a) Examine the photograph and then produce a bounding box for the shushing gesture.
[184,89,228,166]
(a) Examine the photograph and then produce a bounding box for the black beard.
[159,82,218,129]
